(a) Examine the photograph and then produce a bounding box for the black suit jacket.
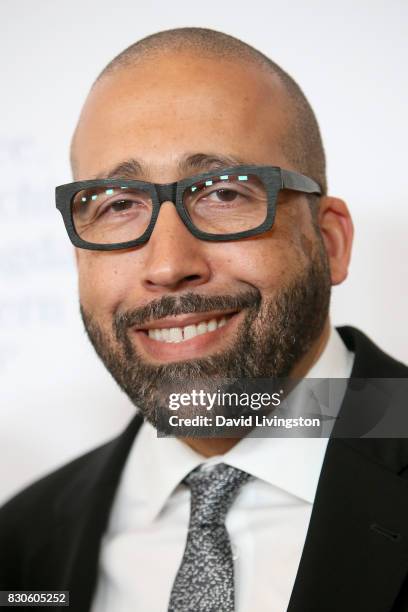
[1,326,408,612]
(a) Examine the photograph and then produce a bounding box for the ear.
[317,196,354,286]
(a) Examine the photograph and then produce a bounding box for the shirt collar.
[114,326,354,522]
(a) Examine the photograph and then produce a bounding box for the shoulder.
[0,438,114,589]
[0,412,143,522]
[336,325,408,377]
[335,325,408,471]
[0,439,112,521]
[0,413,143,588]
[0,437,115,569]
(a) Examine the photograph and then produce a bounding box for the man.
[1,27,408,612]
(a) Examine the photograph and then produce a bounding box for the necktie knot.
[183,463,252,526]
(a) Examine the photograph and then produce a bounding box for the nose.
[140,201,211,292]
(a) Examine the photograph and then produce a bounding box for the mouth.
[132,310,242,362]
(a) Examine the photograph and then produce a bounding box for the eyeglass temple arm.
[281,169,322,195]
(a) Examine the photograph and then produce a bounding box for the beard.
[80,241,331,430]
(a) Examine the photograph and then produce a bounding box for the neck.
[181,319,332,457]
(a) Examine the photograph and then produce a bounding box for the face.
[72,52,332,427]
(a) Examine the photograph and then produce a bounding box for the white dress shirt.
[91,327,354,612]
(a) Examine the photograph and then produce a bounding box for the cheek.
[77,252,136,319]
[210,229,307,293]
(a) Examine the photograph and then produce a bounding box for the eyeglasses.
[55,165,321,251]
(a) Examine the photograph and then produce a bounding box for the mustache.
[113,289,261,340]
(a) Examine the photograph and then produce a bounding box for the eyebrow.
[93,153,248,181]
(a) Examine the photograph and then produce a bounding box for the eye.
[196,185,249,207]
[100,195,151,218]
[210,189,241,202]
[108,199,139,213]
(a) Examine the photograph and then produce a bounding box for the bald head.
[71,27,326,197]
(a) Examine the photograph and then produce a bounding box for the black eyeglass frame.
[55,165,321,251]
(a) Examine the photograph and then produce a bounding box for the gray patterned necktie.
[168,462,252,612]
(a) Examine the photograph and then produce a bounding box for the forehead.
[72,52,292,180]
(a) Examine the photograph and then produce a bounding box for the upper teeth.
[147,316,228,343]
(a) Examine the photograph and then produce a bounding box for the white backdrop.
[1,0,407,504]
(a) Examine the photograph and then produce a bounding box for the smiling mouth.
[137,312,236,344]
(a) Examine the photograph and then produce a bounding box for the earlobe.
[317,196,354,286]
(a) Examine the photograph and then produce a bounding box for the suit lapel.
[288,438,408,612]
[289,328,408,612]
[51,412,143,611]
